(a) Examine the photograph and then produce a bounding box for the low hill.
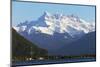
[12,28,48,61]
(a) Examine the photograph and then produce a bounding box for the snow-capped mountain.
[14,11,95,37]
[13,11,95,55]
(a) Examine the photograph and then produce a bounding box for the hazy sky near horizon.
[12,1,96,26]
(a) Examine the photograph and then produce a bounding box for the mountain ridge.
[13,11,95,37]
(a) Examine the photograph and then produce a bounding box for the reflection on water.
[12,57,96,66]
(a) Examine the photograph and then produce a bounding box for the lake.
[12,58,96,66]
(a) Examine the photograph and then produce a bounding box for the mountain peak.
[17,21,29,27]
[43,11,51,17]
[69,14,79,18]
[14,12,95,36]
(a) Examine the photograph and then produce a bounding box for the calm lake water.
[12,58,96,66]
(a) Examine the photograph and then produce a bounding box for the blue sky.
[12,1,96,26]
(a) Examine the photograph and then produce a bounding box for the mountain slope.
[56,32,96,56]
[12,28,48,60]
